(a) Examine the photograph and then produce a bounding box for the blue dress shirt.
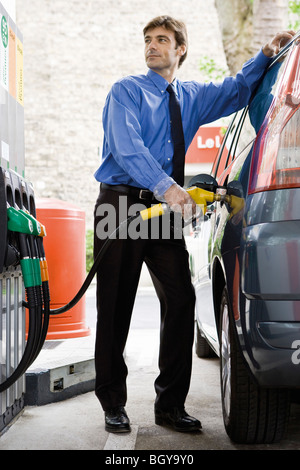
[94,50,271,198]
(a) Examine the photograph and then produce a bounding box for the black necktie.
[167,84,185,186]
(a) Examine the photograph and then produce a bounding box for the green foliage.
[288,0,300,30]
[289,0,300,14]
[198,55,228,82]
[86,229,94,273]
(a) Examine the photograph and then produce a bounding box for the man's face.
[144,26,185,75]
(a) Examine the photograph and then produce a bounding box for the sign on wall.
[0,1,24,175]
[186,126,226,165]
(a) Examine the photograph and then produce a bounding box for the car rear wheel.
[219,287,290,444]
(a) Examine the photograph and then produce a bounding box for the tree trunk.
[215,0,289,75]
[252,0,289,52]
[214,0,253,74]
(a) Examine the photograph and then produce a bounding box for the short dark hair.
[143,15,188,67]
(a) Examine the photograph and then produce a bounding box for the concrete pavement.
[1,285,300,451]
[0,325,233,451]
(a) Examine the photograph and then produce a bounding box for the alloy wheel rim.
[221,303,231,418]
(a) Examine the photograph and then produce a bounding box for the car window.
[212,50,290,180]
[228,54,292,191]
[212,109,244,178]
[235,59,286,157]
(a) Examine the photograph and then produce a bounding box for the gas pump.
[0,1,30,431]
[0,168,38,431]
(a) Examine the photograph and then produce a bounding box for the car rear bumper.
[242,220,300,301]
[236,297,300,388]
[240,216,300,388]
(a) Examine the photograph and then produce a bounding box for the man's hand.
[262,30,296,57]
[164,184,197,221]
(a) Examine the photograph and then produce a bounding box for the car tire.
[195,321,216,358]
[219,286,290,444]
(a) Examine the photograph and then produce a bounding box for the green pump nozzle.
[7,206,34,235]
[19,209,42,236]
[7,207,43,288]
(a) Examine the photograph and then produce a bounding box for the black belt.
[101,183,156,201]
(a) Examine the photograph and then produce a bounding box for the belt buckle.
[139,189,150,200]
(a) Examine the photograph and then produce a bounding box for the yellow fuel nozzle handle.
[138,184,245,222]
[139,202,169,221]
[189,188,245,218]
[186,186,222,213]
[224,194,245,218]
[139,186,222,221]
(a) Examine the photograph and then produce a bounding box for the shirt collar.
[147,69,178,96]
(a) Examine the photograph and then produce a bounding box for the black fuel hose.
[0,228,49,392]
[49,213,140,315]
[49,210,191,316]
[0,213,139,392]
[29,236,51,364]
[0,286,39,393]
[30,280,50,365]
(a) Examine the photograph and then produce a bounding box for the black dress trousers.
[93,186,196,412]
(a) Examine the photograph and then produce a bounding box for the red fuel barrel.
[35,198,90,339]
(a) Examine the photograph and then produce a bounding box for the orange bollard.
[35,198,90,340]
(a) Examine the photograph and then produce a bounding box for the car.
[188,32,300,444]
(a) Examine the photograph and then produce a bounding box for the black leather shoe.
[105,406,131,433]
[155,407,202,432]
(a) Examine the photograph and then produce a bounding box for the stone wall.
[15,0,228,228]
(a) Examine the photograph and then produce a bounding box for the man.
[94,15,294,434]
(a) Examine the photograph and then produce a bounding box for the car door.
[192,47,290,348]
[193,109,246,347]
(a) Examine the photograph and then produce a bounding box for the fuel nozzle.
[220,193,245,218]
[138,185,245,221]
[187,186,222,208]
[139,186,224,221]
[7,206,44,288]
